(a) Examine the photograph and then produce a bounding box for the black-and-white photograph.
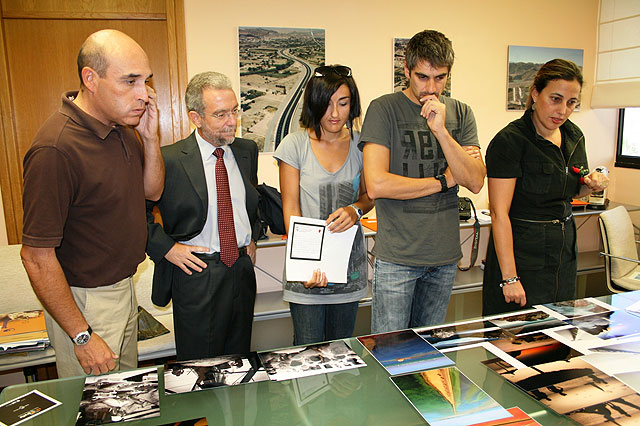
[164,353,269,394]
[75,367,159,425]
[258,341,365,381]
[239,26,325,152]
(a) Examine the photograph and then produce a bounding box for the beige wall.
[183,0,637,208]
[2,0,639,245]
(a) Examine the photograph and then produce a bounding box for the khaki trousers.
[44,276,138,378]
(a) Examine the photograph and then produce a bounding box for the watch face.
[75,332,90,345]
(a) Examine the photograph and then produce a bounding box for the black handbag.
[256,183,287,235]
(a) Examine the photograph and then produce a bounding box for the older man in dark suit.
[146,72,260,361]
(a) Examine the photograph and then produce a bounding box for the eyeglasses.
[203,107,240,120]
[314,65,352,78]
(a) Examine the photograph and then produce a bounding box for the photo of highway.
[394,37,451,97]
[239,27,325,152]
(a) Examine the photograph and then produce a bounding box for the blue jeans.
[371,259,456,333]
[289,301,359,346]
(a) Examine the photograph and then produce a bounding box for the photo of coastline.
[541,298,611,319]
[239,26,325,152]
[358,329,453,375]
[416,320,505,350]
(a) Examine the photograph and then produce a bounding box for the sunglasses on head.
[314,65,352,78]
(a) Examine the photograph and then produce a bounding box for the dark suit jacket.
[146,132,260,306]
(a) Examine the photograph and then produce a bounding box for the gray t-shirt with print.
[358,92,479,266]
[273,130,368,304]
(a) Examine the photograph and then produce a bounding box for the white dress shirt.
[181,132,253,252]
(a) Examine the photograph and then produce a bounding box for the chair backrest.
[598,206,638,291]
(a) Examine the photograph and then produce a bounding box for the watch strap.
[436,174,448,193]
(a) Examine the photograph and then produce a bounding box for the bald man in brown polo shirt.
[20,30,164,377]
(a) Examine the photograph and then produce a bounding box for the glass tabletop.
[0,335,582,425]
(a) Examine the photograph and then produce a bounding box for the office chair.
[598,206,640,293]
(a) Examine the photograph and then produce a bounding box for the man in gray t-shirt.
[359,30,486,333]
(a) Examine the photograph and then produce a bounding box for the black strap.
[458,197,480,272]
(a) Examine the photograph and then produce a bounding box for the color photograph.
[506,45,583,110]
[391,367,511,426]
[540,298,611,319]
[258,341,365,381]
[164,353,269,394]
[565,310,640,340]
[416,320,505,350]
[358,329,453,375]
[488,332,582,368]
[239,26,325,152]
[468,406,540,426]
[485,355,640,425]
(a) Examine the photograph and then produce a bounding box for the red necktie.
[213,148,238,267]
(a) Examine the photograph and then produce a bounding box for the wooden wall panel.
[0,0,188,244]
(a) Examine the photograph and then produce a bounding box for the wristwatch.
[435,174,448,193]
[349,204,363,220]
[71,326,93,345]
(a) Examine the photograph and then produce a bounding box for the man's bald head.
[76,29,147,88]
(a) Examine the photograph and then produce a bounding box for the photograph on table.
[160,418,208,426]
[484,355,640,425]
[76,367,159,425]
[565,310,640,340]
[544,325,606,354]
[581,351,640,393]
[539,298,612,319]
[486,331,583,369]
[488,309,565,336]
[0,390,61,426]
[358,329,453,376]
[390,366,512,426]
[258,341,365,381]
[164,353,269,394]
[415,320,506,351]
[467,406,541,426]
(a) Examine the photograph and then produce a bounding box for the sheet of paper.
[0,390,61,426]
[285,216,357,283]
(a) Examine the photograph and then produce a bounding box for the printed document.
[285,216,357,283]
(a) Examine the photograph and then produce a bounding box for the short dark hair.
[526,59,584,109]
[299,65,361,139]
[405,30,454,72]
[77,39,108,86]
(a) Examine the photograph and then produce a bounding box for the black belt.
[194,246,248,261]
[511,214,573,225]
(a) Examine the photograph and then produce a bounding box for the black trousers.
[171,253,256,361]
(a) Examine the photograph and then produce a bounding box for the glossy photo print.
[415,320,505,351]
[358,329,453,375]
[565,310,640,340]
[391,367,511,426]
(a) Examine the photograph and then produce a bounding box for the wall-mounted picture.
[507,45,583,110]
[239,26,325,152]
[394,38,452,97]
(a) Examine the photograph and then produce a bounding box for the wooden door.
[0,0,189,244]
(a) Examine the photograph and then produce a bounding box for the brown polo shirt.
[22,91,147,288]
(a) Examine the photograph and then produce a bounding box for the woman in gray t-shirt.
[273,65,374,346]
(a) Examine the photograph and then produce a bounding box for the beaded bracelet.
[499,276,520,288]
